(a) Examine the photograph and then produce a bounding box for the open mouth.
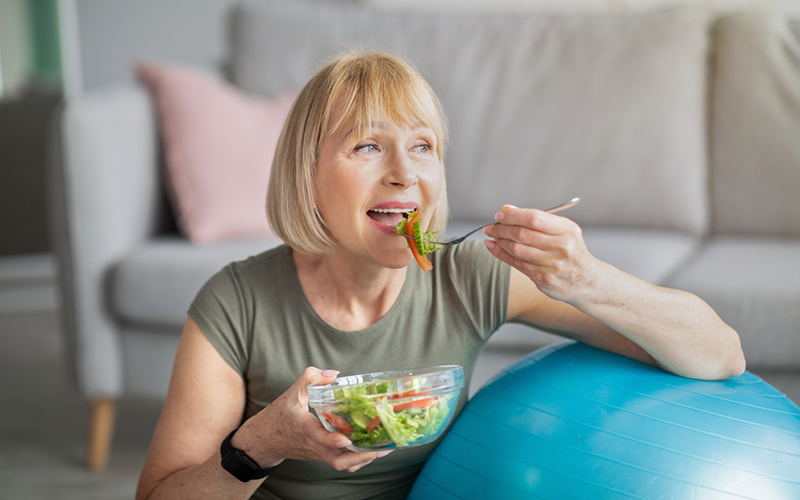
[367,208,415,227]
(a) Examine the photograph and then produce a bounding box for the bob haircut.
[267,51,450,255]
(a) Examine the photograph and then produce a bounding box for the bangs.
[324,53,447,160]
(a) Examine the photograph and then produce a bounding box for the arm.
[483,205,745,380]
[136,318,387,500]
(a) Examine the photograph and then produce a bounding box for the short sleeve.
[435,240,511,340]
[188,265,251,376]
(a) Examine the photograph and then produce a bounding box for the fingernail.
[336,439,352,448]
[494,212,504,222]
[502,204,518,210]
[321,369,340,378]
[376,450,394,458]
[483,239,496,250]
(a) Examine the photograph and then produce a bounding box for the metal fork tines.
[400,197,580,246]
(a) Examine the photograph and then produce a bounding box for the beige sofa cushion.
[710,12,800,236]
[228,0,712,235]
[666,237,800,369]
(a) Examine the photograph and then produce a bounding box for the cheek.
[314,169,343,222]
[315,166,367,222]
[421,163,445,200]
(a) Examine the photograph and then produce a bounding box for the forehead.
[342,119,434,138]
[327,97,440,144]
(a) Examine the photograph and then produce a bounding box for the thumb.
[298,366,340,384]
[295,367,339,410]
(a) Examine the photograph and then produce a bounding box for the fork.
[401,197,581,246]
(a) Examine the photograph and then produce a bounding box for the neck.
[292,248,408,331]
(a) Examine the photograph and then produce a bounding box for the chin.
[375,250,414,270]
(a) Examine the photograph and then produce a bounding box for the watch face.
[221,450,257,482]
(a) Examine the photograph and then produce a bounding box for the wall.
[74,0,240,91]
[0,0,34,97]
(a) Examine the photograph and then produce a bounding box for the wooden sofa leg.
[87,398,117,471]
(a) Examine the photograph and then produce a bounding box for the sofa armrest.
[48,84,165,398]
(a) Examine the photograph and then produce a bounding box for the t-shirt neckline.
[281,246,418,339]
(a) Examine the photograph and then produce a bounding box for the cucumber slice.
[413,221,425,255]
[350,411,371,431]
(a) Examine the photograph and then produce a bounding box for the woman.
[136,52,745,500]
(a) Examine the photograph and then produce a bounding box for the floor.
[1,254,799,499]
[0,255,159,500]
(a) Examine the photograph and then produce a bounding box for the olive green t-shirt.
[188,241,510,500]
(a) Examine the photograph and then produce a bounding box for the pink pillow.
[136,60,294,244]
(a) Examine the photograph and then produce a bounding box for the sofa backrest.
[709,11,800,237]
[227,0,712,235]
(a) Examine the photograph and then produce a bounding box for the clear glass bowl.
[308,365,465,452]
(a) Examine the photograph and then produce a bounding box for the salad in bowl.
[307,365,464,452]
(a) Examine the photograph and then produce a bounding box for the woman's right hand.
[233,367,393,473]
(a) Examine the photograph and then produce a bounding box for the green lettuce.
[331,382,452,448]
[395,212,442,256]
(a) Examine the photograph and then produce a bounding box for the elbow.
[705,324,747,380]
[726,348,747,379]
[725,328,747,379]
[710,341,746,381]
[681,341,746,381]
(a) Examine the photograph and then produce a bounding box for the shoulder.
[431,240,497,269]
[430,241,511,307]
[422,241,511,337]
[429,240,508,283]
[228,243,292,276]
[192,244,292,312]
[209,244,292,291]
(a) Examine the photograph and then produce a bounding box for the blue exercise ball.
[410,341,800,499]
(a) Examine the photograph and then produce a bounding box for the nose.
[383,150,417,189]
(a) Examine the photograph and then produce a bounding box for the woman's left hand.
[482,204,599,305]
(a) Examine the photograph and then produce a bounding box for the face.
[314,115,444,269]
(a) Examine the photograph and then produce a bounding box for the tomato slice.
[367,416,381,433]
[405,212,433,273]
[393,398,436,412]
[388,390,433,400]
[322,410,352,434]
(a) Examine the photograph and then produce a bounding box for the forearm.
[487,206,745,380]
[137,450,264,500]
[572,260,745,380]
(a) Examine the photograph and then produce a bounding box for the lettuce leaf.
[395,211,442,256]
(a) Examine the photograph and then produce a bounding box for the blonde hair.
[267,51,449,255]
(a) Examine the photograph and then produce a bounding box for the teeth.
[370,208,414,213]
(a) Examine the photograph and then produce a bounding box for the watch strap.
[220,428,278,482]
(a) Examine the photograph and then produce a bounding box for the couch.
[48,0,800,471]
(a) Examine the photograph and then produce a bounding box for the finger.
[297,366,340,388]
[484,238,545,274]
[303,413,352,450]
[345,461,374,473]
[294,366,340,407]
[485,221,553,249]
[494,205,571,236]
[484,221,556,263]
[334,449,393,473]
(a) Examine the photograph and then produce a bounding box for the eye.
[355,143,379,153]
[413,143,433,154]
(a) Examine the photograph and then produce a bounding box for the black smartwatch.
[220,428,278,482]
